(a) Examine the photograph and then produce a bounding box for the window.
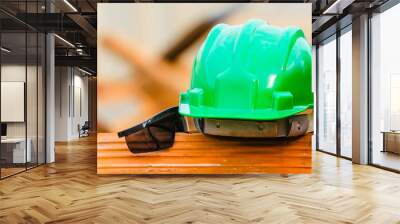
[339,28,352,158]
[317,36,337,154]
[370,3,400,171]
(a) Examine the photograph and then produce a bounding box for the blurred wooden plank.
[97,167,311,175]
[97,133,312,174]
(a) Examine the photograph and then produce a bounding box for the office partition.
[0,0,47,179]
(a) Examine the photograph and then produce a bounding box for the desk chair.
[79,121,90,138]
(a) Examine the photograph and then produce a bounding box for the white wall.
[1,65,36,138]
[55,67,70,141]
[54,67,89,141]
[71,73,89,138]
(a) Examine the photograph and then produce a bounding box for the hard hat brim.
[179,103,313,121]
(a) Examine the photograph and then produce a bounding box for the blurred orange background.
[97,3,311,133]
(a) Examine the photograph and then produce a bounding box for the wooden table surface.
[97,133,312,175]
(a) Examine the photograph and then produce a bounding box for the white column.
[352,14,369,164]
[46,32,55,163]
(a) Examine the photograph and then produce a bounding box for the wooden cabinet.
[382,131,400,154]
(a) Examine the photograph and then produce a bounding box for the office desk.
[382,131,400,154]
[1,138,31,163]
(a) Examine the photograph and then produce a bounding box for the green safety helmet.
[179,19,313,122]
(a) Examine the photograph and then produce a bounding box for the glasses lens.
[124,121,176,153]
[119,106,184,153]
[124,128,158,153]
[149,125,175,149]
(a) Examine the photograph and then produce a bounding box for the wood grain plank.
[97,132,312,174]
[97,151,311,158]
[97,167,312,175]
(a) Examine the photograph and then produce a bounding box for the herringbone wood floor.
[1,136,400,224]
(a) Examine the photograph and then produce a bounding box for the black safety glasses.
[117,106,188,153]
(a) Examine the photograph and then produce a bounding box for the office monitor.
[1,123,7,137]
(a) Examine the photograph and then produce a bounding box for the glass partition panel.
[27,30,38,169]
[1,30,27,177]
[0,1,46,179]
[38,32,45,165]
[339,28,352,158]
[317,36,337,154]
[312,45,317,151]
[371,4,400,171]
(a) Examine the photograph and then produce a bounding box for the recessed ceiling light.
[1,47,11,53]
[63,0,78,12]
[54,34,75,48]
[323,0,354,15]
[78,67,93,76]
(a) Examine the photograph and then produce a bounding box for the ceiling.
[0,0,392,74]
